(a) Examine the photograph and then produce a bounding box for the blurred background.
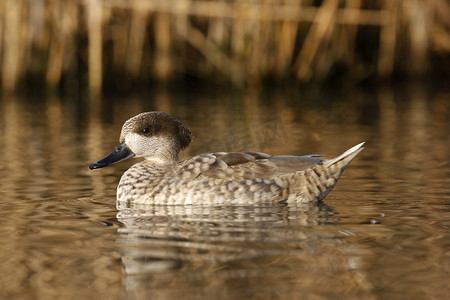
[0,0,449,95]
[1,1,449,299]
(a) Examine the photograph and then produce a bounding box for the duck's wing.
[177,152,325,181]
[267,154,325,176]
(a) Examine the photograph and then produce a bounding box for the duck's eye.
[142,127,150,134]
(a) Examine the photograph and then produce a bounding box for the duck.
[89,111,364,206]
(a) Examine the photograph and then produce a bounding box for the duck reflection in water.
[115,203,373,298]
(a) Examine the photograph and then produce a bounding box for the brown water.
[0,85,449,299]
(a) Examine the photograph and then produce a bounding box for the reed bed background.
[0,0,449,95]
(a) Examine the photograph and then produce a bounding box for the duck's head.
[89,112,192,169]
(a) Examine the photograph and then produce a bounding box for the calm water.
[0,85,449,299]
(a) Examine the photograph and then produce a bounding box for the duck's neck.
[143,154,179,166]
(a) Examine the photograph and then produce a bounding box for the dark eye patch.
[139,123,162,135]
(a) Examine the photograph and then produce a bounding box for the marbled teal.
[90,112,364,206]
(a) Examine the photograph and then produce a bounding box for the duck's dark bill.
[89,141,135,170]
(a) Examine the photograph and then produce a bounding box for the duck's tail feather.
[325,142,365,166]
[283,142,365,204]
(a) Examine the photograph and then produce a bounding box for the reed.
[0,0,449,94]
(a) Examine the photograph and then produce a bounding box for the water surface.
[0,86,449,299]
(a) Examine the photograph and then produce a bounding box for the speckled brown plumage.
[89,111,364,206]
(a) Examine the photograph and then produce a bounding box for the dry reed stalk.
[337,0,360,65]
[403,0,429,75]
[430,0,450,53]
[275,6,298,78]
[0,0,449,94]
[153,13,172,80]
[86,0,102,97]
[378,0,397,78]
[127,2,147,78]
[45,1,79,87]
[110,9,129,78]
[46,2,64,86]
[293,0,339,82]
[186,22,235,78]
[247,5,263,86]
[1,0,21,93]
[0,5,2,62]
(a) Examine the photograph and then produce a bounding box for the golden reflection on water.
[0,85,449,299]
[116,204,376,299]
